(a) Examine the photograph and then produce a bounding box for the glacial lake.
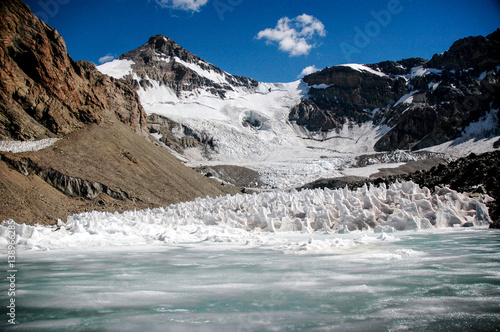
[2,228,500,331]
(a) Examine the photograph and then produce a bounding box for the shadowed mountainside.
[292,30,500,151]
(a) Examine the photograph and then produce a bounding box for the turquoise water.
[2,228,500,331]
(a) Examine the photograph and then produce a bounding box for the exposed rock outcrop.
[292,30,500,151]
[147,113,212,153]
[290,65,407,132]
[0,0,148,140]
[0,152,137,201]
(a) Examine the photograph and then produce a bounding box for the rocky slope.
[0,0,240,225]
[0,0,147,140]
[293,30,500,151]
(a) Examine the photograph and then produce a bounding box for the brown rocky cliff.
[0,0,241,225]
[0,0,147,140]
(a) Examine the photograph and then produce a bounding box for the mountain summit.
[105,34,258,99]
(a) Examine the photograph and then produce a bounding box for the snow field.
[96,59,135,79]
[338,64,388,77]
[98,59,500,189]
[0,182,491,252]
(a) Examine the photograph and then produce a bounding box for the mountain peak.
[119,34,191,61]
[145,34,178,53]
[113,34,257,99]
[148,34,171,42]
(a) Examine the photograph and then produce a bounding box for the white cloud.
[298,65,320,78]
[98,54,115,64]
[154,0,208,12]
[256,14,326,56]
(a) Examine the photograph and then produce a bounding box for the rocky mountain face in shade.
[118,34,258,99]
[292,29,500,151]
[0,0,148,140]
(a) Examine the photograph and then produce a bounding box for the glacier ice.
[0,181,491,251]
[0,138,59,153]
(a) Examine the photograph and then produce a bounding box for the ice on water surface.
[2,226,500,331]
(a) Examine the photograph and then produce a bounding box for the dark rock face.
[427,29,500,71]
[148,113,208,153]
[0,153,137,200]
[292,30,500,151]
[0,0,148,140]
[374,67,500,151]
[290,65,407,132]
[119,35,258,99]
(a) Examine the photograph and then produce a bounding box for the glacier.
[98,60,410,188]
[0,138,60,153]
[0,181,491,251]
[97,58,500,189]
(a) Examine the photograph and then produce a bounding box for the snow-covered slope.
[97,33,500,189]
[0,138,59,153]
[97,39,402,188]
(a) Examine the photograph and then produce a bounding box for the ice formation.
[0,182,491,250]
[0,138,59,153]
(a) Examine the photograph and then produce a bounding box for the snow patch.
[422,109,500,158]
[409,66,442,78]
[428,82,441,91]
[174,57,228,85]
[97,59,135,79]
[338,64,388,77]
[461,109,499,139]
[310,84,332,89]
[394,90,419,107]
[0,138,60,153]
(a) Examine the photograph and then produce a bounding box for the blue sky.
[24,0,500,82]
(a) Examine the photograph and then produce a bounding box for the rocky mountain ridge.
[93,29,500,190]
[293,29,500,151]
[0,0,148,140]
[101,29,500,168]
[118,34,258,99]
